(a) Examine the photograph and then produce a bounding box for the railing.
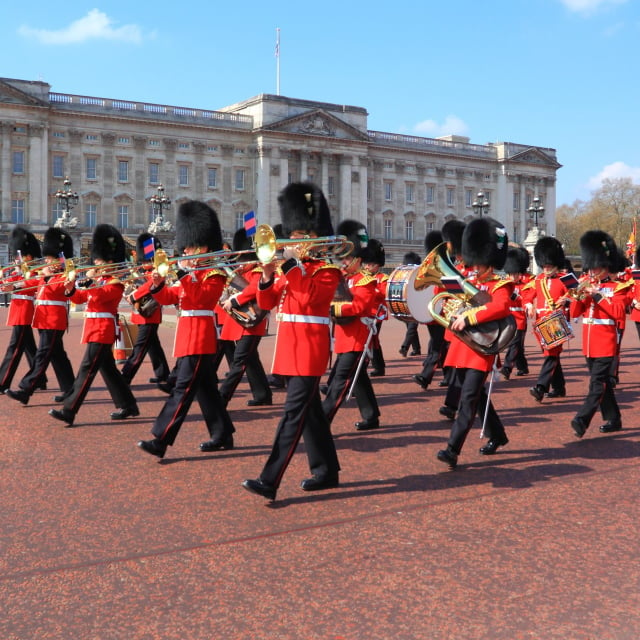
[368,130,496,158]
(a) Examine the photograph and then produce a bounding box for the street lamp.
[54,177,79,229]
[528,196,545,228]
[472,191,490,217]
[147,184,173,234]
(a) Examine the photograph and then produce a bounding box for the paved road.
[1,309,638,639]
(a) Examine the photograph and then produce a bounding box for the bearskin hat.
[232,227,257,262]
[336,219,369,259]
[278,181,333,238]
[533,236,565,270]
[135,233,162,263]
[580,230,618,272]
[461,216,508,269]
[9,226,41,259]
[503,245,530,275]
[424,230,444,254]
[91,224,126,264]
[360,238,385,266]
[404,251,422,266]
[441,220,465,256]
[175,200,223,253]
[43,227,74,259]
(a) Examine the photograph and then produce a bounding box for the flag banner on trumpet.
[632,270,640,281]
[243,210,257,237]
[441,276,465,296]
[58,252,66,269]
[560,272,581,289]
[143,237,155,260]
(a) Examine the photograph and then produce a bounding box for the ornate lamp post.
[528,196,545,228]
[472,191,490,217]
[53,177,79,229]
[147,184,173,234]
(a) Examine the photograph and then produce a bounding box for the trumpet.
[252,224,353,264]
[152,247,257,279]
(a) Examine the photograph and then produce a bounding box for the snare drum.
[386,265,434,324]
[534,310,574,349]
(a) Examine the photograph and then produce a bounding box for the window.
[406,184,415,204]
[149,162,160,185]
[12,199,25,223]
[149,140,160,147]
[85,204,97,227]
[367,180,372,201]
[513,192,520,211]
[52,201,64,223]
[117,205,129,229]
[118,137,130,144]
[384,219,393,242]
[13,151,25,174]
[52,155,65,179]
[118,161,129,183]
[426,185,435,205]
[384,181,393,201]
[52,131,65,138]
[86,134,98,141]
[148,204,156,224]
[236,211,245,230]
[178,165,189,187]
[207,167,217,189]
[178,142,190,149]
[235,169,245,190]
[426,220,434,233]
[86,157,97,181]
[405,219,414,241]
[465,189,473,207]
[328,176,335,196]
[446,188,455,207]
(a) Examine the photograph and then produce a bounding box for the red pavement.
[0,308,639,639]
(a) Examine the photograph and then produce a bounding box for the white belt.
[181,309,214,317]
[36,300,67,307]
[510,307,524,312]
[277,313,330,325]
[12,295,34,301]
[584,318,615,325]
[85,312,116,319]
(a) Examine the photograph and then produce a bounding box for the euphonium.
[415,243,516,356]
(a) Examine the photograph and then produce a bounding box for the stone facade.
[0,77,560,264]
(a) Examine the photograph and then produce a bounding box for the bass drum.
[386,265,434,324]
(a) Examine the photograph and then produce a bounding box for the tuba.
[414,243,516,356]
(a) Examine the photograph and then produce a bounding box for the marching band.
[0,180,637,500]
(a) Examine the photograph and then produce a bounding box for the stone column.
[101,133,116,225]
[255,144,272,224]
[133,136,148,227]
[28,123,48,225]
[0,121,12,222]
[339,154,353,221]
[299,151,309,182]
[358,156,369,224]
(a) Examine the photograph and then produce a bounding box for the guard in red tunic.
[521,237,569,402]
[361,239,388,377]
[437,217,513,469]
[218,228,272,407]
[322,220,383,431]
[6,228,75,405]
[49,224,138,427]
[569,231,631,438]
[121,233,170,387]
[500,246,531,380]
[0,227,45,393]
[137,201,235,459]
[242,182,342,500]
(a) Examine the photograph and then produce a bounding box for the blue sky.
[2,0,638,207]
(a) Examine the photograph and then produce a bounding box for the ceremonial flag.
[58,252,66,270]
[143,236,155,260]
[626,217,636,259]
[244,210,257,237]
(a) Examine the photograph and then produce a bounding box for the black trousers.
[0,324,44,390]
[419,323,447,384]
[536,354,565,392]
[212,339,235,374]
[575,356,620,427]
[20,329,74,396]
[400,321,421,353]
[64,342,137,417]
[151,354,235,446]
[502,328,529,374]
[121,323,170,383]
[447,367,506,454]
[259,376,340,488]
[218,334,271,404]
[322,351,379,424]
[369,320,385,373]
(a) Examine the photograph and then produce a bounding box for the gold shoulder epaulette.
[316,263,342,272]
[203,268,227,280]
[493,278,513,291]
[355,274,377,287]
[615,279,634,292]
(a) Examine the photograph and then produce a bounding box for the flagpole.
[275,27,281,95]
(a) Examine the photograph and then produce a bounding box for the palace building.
[0,76,560,262]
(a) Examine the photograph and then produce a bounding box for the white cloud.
[587,161,640,189]
[413,115,469,138]
[18,9,144,45]
[559,0,628,15]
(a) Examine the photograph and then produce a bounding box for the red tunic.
[4,273,38,326]
[509,273,531,331]
[570,279,631,357]
[331,271,382,353]
[220,265,268,341]
[69,278,124,344]
[34,273,68,331]
[256,259,341,376]
[152,269,226,357]
[443,275,513,373]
